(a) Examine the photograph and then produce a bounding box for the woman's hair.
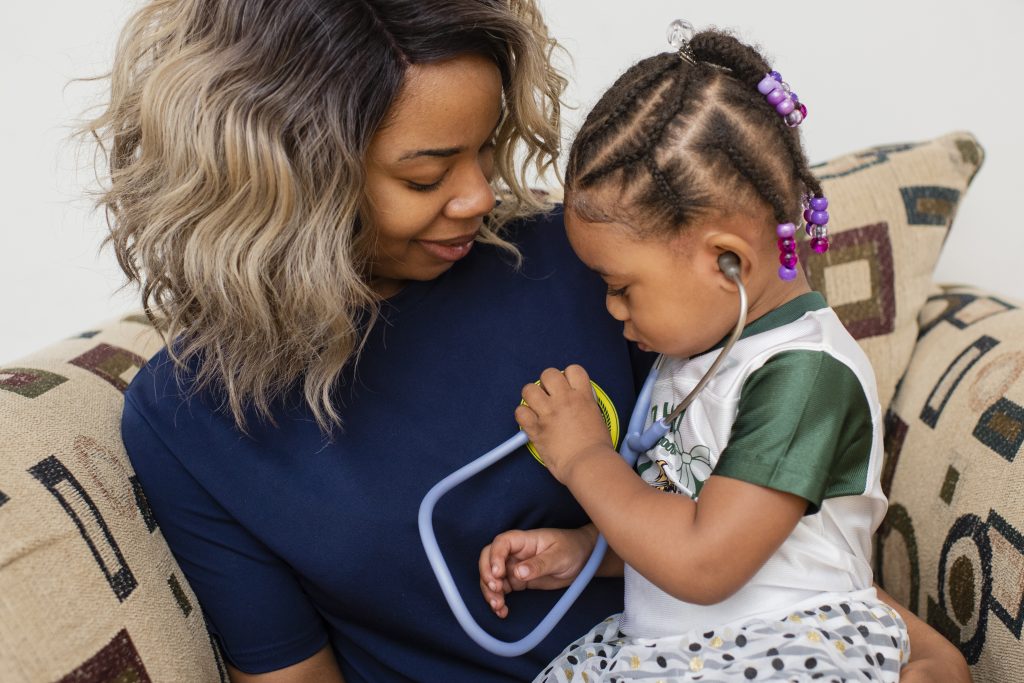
[83,0,566,434]
[565,28,821,238]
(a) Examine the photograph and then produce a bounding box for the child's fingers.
[563,364,592,392]
[520,382,549,411]
[514,404,537,431]
[539,367,570,396]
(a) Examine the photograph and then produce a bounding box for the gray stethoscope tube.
[418,252,747,657]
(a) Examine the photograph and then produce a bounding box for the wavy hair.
[82,0,567,434]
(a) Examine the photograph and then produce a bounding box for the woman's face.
[364,54,502,297]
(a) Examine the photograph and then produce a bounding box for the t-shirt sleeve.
[712,350,873,513]
[122,397,329,673]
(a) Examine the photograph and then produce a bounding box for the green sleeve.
[712,350,873,513]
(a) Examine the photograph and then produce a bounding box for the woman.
[86,0,970,681]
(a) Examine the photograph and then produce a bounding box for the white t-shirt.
[621,293,887,638]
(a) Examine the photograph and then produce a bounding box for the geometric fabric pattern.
[919,290,1017,339]
[799,222,895,340]
[0,367,68,398]
[805,132,982,411]
[56,629,152,683]
[900,186,962,226]
[973,397,1024,462]
[69,343,147,393]
[812,142,919,181]
[0,313,232,681]
[920,336,999,429]
[880,278,1024,682]
[27,455,138,602]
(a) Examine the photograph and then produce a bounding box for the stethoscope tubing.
[418,267,747,656]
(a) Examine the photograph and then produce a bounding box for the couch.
[2,131,1021,682]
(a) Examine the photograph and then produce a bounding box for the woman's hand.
[479,525,612,619]
[515,365,617,483]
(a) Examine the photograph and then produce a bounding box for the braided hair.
[565,29,823,237]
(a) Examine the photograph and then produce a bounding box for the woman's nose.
[445,163,496,219]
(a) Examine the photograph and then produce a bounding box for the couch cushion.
[876,284,1024,682]
[805,130,984,409]
[0,315,226,681]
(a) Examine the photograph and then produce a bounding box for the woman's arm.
[874,585,971,683]
[228,645,345,683]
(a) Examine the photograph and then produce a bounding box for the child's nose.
[605,295,628,322]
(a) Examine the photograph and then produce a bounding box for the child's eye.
[606,285,628,297]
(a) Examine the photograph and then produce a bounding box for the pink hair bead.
[811,237,830,253]
[779,251,798,268]
[777,237,795,252]
[779,266,798,281]
[776,222,796,238]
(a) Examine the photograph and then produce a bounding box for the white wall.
[2,0,1022,363]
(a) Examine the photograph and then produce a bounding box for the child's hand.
[479,527,598,619]
[516,365,615,483]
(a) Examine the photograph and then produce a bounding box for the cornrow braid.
[566,28,821,240]
[697,113,791,225]
[569,54,683,178]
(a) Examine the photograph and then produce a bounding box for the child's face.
[565,207,740,358]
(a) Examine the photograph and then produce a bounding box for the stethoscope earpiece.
[717,251,742,279]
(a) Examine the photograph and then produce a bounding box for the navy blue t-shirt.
[122,206,652,682]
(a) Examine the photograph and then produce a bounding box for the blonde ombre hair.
[84,0,567,434]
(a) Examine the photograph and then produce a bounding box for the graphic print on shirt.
[636,401,713,498]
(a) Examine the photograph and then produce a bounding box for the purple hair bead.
[803,208,814,224]
[810,210,829,225]
[810,196,828,211]
[766,88,787,106]
[778,265,798,281]
[769,70,782,81]
[806,222,818,236]
[775,98,795,116]
[776,222,796,238]
[757,74,778,95]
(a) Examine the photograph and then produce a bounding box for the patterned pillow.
[802,131,985,409]
[876,285,1024,682]
[0,316,227,682]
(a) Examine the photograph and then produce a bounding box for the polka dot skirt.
[533,598,908,682]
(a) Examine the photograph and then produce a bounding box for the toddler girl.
[479,24,909,682]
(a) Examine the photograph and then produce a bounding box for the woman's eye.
[406,178,444,193]
[606,285,628,297]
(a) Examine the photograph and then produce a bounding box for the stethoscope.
[418,252,748,657]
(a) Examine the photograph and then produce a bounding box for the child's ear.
[700,231,758,291]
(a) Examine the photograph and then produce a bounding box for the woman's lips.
[417,233,478,262]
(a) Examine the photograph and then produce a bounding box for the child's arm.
[517,365,805,605]
[479,524,623,618]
